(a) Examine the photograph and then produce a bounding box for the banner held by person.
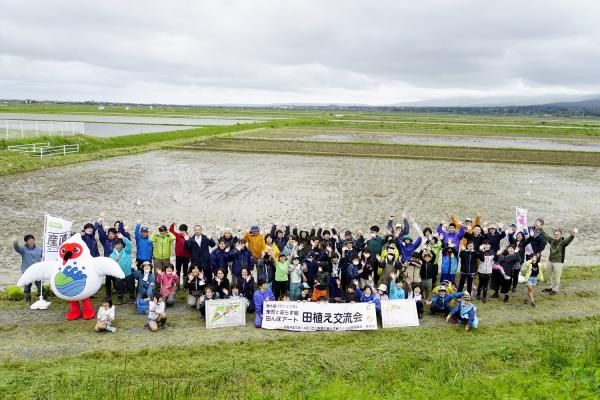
[262,301,377,332]
[205,298,246,329]
[381,300,419,328]
[515,207,528,233]
[43,213,74,262]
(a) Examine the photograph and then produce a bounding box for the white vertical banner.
[43,213,74,262]
[381,300,420,328]
[515,207,528,233]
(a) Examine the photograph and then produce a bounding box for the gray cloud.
[1,0,599,104]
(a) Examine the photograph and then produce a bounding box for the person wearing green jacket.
[541,227,576,294]
[110,234,134,304]
[151,225,176,272]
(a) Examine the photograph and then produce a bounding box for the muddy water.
[308,134,600,152]
[1,150,599,288]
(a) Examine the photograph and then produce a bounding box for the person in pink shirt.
[156,264,179,306]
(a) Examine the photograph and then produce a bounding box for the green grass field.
[1,266,599,399]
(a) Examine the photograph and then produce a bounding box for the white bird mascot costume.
[17,233,124,320]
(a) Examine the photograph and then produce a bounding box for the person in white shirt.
[95,297,116,333]
[148,295,167,332]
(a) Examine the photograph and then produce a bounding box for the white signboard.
[205,298,247,329]
[43,213,74,261]
[381,300,420,328]
[262,301,377,332]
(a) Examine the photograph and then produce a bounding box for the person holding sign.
[12,233,43,305]
[253,279,275,327]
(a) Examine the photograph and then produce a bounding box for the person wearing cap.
[429,285,464,315]
[150,225,176,272]
[486,222,506,254]
[446,292,478,330]
[377,283,389,301]
[185,225,216,283]
[110,233,134,305]
[169,223,191,287]
[298,282,312,301]
[243,225,268,261]
[420,251,437,300]
[386,213,409,242]
[133,260,156,301]
[273,253,290,300]
[405,252,422,288]
[340,238,358,291]
[134,219,153,267]
[219,227,238,250]
[396,219,424,264]
[379,248,402,288]
[451,213,481,249]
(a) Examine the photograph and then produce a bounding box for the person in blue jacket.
[355,285,381,310]
[447,292,478,331]
[429,285,464,315]
[210,240,232,277]
[12,233,43,304]
[110,234,134,305]
[132,261,156,300]
[253,279,275,328]
[134,222,153,265]
[229,240,254,287]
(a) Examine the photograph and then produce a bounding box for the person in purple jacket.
[437,220,466,248]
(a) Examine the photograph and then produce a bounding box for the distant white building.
[98,105,105,110]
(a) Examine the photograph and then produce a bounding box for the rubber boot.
[160,317,167,328]
[66,301,82,320]
[25,293,32,306]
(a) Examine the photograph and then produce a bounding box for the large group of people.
[12,212,577,333]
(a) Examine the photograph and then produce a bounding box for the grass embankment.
[180,137,600,167]
[0,266,599,399]
[0,118,327,176]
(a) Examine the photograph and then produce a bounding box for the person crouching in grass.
[446,292,478,331]
[148,295,167,332]
[95,297,116,333]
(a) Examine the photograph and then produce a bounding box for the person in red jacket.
[169,223,191,288]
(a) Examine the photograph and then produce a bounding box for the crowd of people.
[12,212,577,333]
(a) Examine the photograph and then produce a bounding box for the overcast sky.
[1,0,599,105]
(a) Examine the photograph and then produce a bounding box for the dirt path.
[0,276,598,360]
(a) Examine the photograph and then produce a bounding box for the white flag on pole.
[43,213,74,262]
